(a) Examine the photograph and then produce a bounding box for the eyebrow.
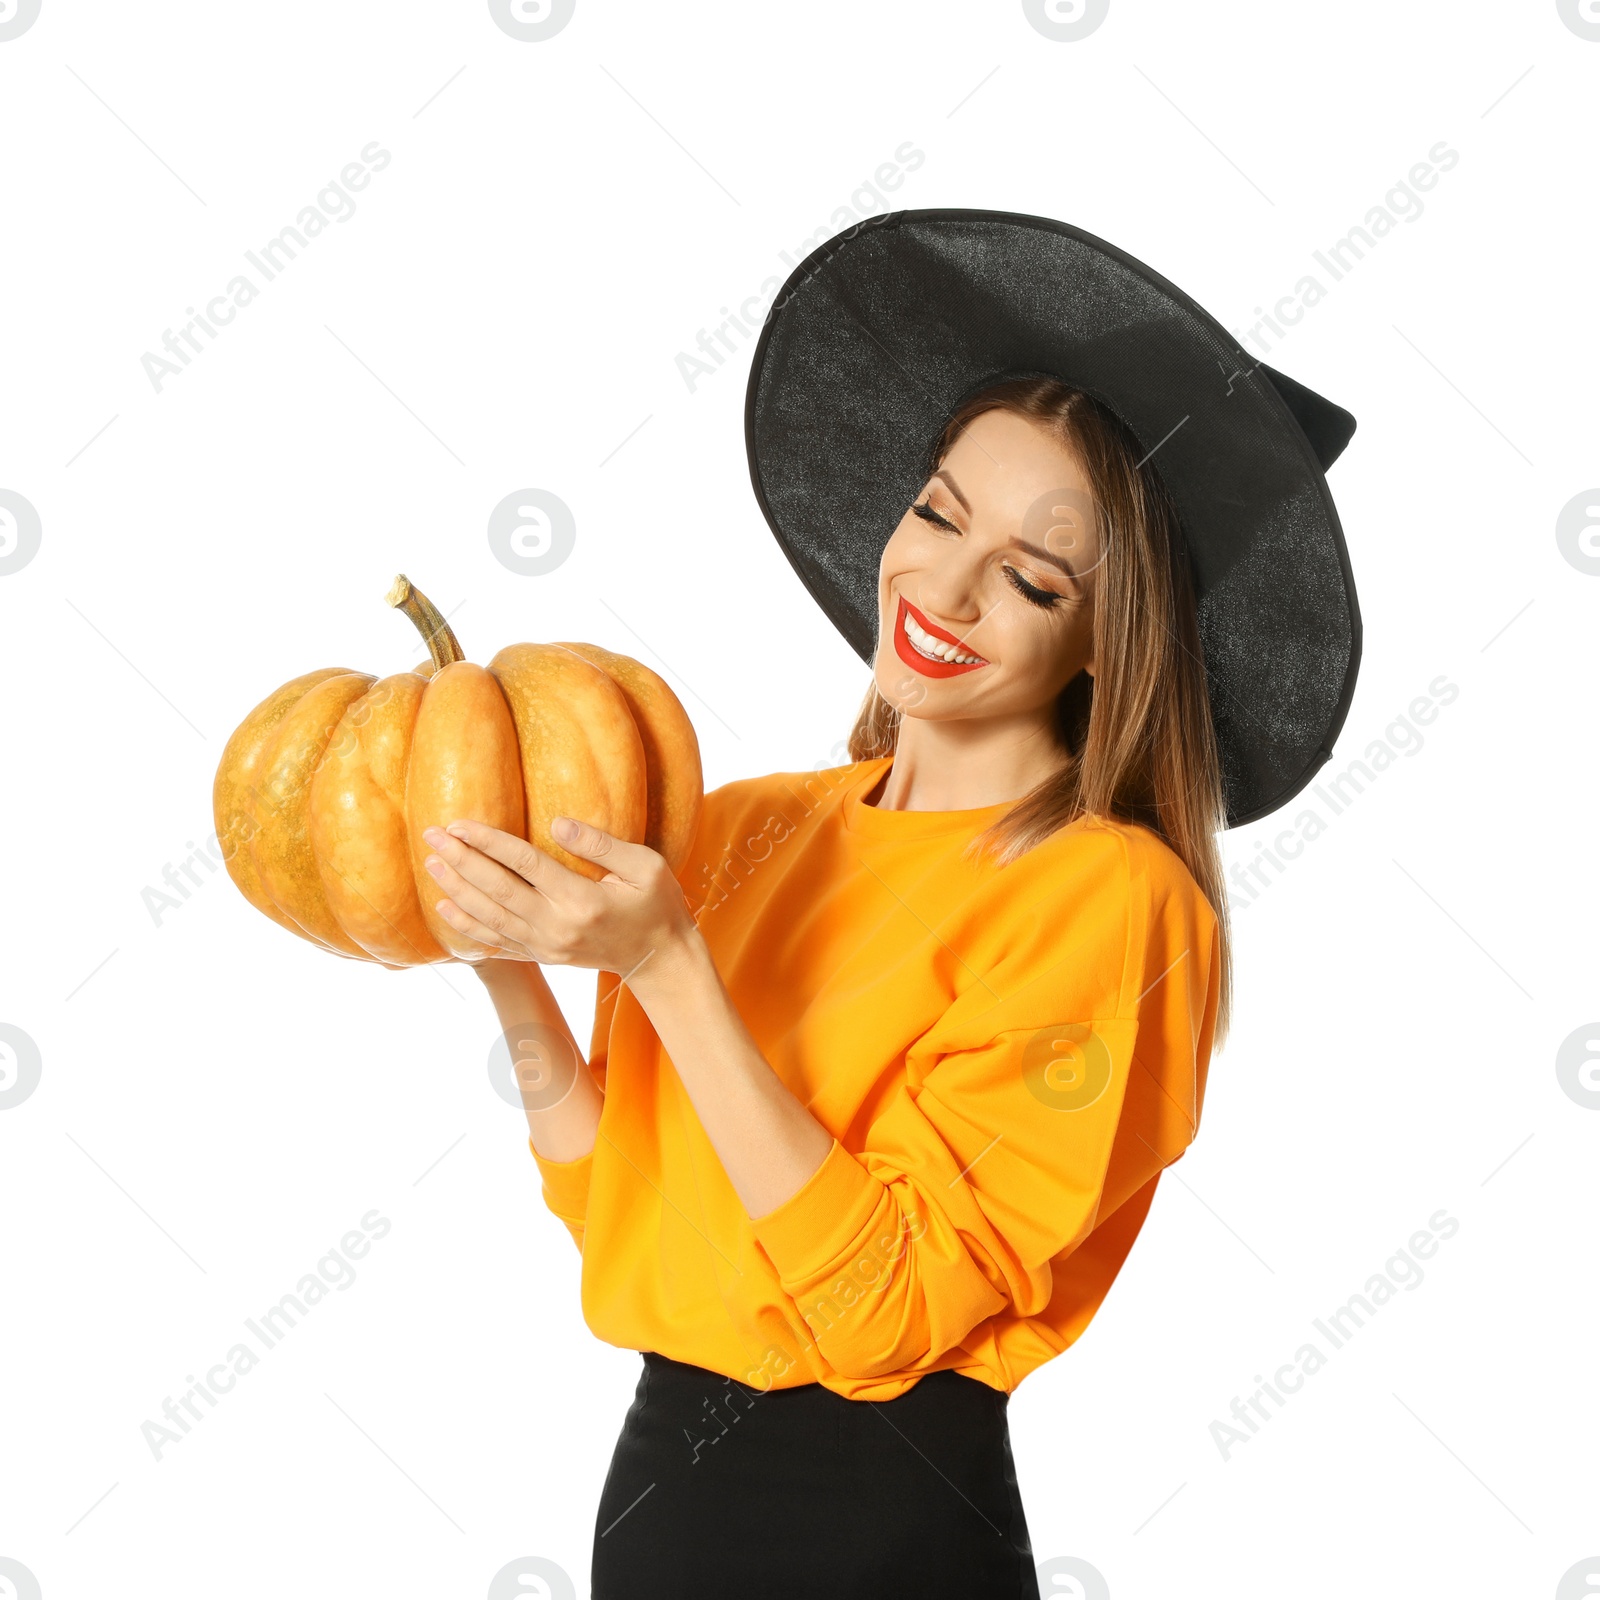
[1015,536,1083,583]
[929,468,1086,585]
[930,468,971,513]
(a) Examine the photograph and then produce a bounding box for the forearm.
[629,930,835,1219]
[474,958,604,1163]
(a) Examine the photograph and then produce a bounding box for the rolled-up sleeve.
[530,1142,593,1253]
[749,839,1219,1382]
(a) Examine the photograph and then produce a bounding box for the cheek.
[992,608,1050,658]
[878,521,918,582]
[876,541,923,624]
[995,608,1084,686]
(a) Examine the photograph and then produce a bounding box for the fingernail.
[424,857,445,878]
[552,816,577,841]
[446,822,470,839]
[423,826,446,847]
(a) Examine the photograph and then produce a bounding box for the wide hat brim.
[743,208,1362,830]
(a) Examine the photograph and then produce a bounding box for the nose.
[910,542,986,634]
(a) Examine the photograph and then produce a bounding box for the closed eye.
[1004,567,1062,609]
[915,499,1066,610]
[911,499,956,531]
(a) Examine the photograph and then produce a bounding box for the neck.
[869,711,1068,811]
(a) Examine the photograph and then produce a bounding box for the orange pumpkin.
[212,575,703,966]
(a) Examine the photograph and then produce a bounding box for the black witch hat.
[744,208,1361,829]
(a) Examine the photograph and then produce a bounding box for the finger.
[548,816,660,886]
[439,818,577,898]
[422,841,540,951]
[424,824,550,909]
[429,893,534,961]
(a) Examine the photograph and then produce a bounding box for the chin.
[871,660,932,717]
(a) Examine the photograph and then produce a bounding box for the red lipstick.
[891,595,988,678]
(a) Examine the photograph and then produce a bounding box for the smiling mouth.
[892,595,988,678]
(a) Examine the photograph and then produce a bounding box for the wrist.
[627,919,709,1003]
[473,955,535,990]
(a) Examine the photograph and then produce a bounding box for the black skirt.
[591,1351,1041,1599]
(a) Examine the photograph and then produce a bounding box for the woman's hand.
[427,817,837,1221]
[420,816,697,980]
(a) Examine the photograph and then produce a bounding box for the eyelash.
[1006,569,1062,609]
[910,499,1063,609]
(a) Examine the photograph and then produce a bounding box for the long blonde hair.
[848,375,1233,1044]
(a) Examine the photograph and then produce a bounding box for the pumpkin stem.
[386,575,465,670]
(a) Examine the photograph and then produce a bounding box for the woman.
[418,213,1360,1597]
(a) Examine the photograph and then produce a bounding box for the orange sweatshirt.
[530,756,1220,1402]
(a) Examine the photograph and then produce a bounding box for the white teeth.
[904,610,982,665]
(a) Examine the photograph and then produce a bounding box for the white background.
[2,3,1596,1597]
